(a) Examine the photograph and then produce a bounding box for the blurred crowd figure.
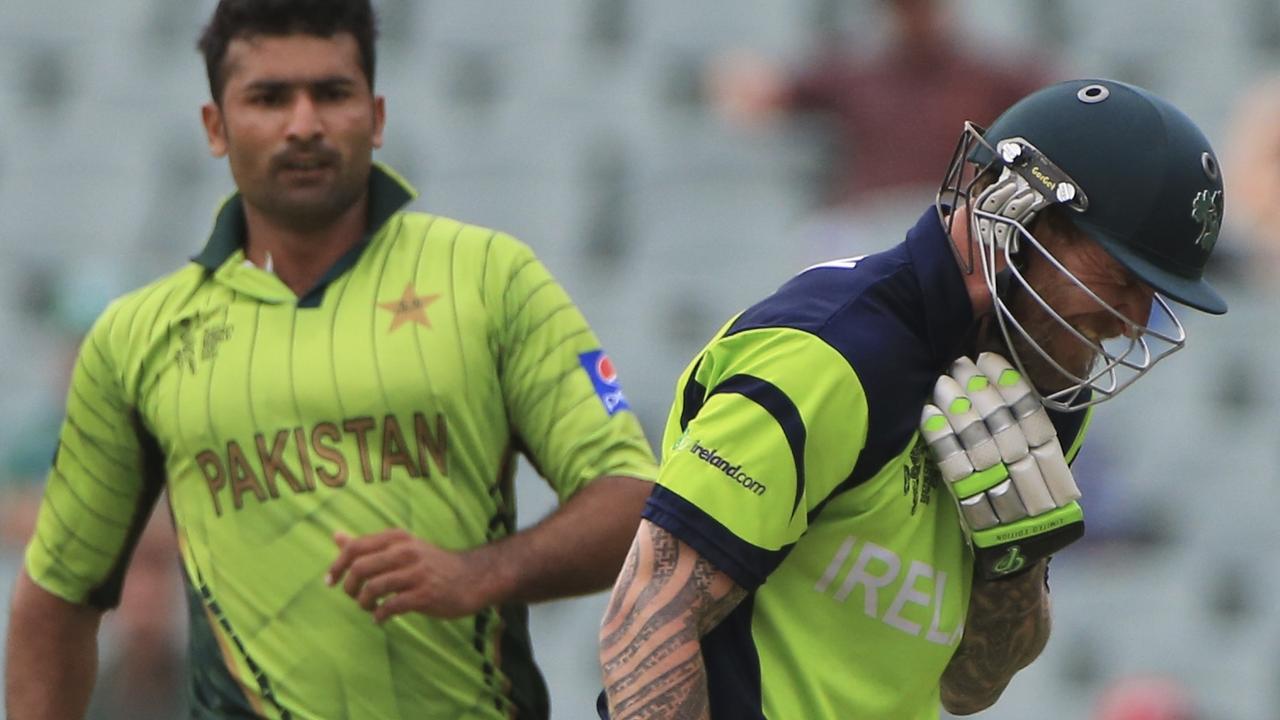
[86,512,187,720]
[708,0,1052,263]
[1092,676,1199,720]
[1224,72,1280,291]
[2,3,1277,718]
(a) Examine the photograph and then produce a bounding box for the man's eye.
[317,87,351,101]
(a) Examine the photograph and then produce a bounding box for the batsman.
[599,79,1228,719]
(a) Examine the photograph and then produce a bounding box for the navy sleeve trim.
[708,374,807,518]
[642,486,790,591]
[678,357,707,432]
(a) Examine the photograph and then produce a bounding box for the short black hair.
[197,0,379,103]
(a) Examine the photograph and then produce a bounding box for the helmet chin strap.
[971,171,1091,405]
[970,133,1090,258]
[973,166,1052,253]
[972,168,1038,363]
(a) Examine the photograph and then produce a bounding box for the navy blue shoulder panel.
[726,249,943,494]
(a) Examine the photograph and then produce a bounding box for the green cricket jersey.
[637,210,1090,719]
[25,164,657,720]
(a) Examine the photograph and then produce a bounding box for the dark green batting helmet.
[936,78,1228,410]
[972,78,1227,314]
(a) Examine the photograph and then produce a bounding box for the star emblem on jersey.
[1191,189,1223,252]
[378,284,440,332]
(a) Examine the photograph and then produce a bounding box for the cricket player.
[599,79,1227,719]
[4,1,656,718]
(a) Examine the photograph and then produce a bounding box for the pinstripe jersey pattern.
[25,165,657,720]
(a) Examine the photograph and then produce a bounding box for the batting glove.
[920,352,1084,580]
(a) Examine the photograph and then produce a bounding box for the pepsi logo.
[578,349,630,415]
[596,355,618,384]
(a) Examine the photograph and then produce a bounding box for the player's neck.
[242,194,369,296]
[957,253,993,316]
[947,206,996,316]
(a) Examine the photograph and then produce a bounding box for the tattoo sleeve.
[599,520,747,720]
[940,559,1052,715]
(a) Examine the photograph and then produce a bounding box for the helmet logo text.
[1191,189,1223,252]
[1030,166,1056,192]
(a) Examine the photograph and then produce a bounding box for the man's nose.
[286,94,323,142]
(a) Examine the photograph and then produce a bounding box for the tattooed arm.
[940,559,1052,715]
[599,520,747,720]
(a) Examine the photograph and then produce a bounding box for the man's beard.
[251,143,370,233]
[259,178,366,233]
[974,304,1099,396]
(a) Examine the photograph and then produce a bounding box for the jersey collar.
[191,163,417,306]
[904,207,975,365]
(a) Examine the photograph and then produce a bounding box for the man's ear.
[372,95,386,150]
[202,102,228,158]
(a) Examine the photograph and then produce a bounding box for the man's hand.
[326,530,497,623]
[921,352,1084,579]
[325,476,651,625]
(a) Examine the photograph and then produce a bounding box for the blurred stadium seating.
[1,1,1277,718]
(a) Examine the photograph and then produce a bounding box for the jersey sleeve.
[23,301,165,609]
[644,326,870,590]
[485,233,656,501]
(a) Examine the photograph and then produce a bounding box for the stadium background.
[1,0,1278,718]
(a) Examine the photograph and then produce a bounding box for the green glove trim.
[950,463,1010,499]
[970,502,1084,549]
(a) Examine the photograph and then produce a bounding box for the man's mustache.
[270,144,340,172]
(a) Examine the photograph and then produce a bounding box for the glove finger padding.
[919,404,974,483]
[931,374,1001,470]
[978,353,1055,447]
[977,352,1081,505]
[1006,453,1055,517]
[922,353,1086,580]
[921,403,1007,531]
[949,357,1029,464]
